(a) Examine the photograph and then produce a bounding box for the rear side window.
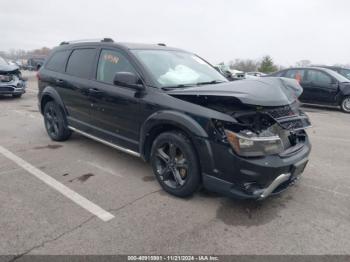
[45,50,70,72]
[285,69,306,83]
[66,49,96,79]
[97,49,137,84]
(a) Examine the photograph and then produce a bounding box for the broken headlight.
[224,129,284,157]
[0,75,12,82]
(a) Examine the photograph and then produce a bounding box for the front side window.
[307,70,332,86]
[66,49,96,79]
[131,50,227,88]
[340,69,350,80]
[46,50,70,72]
[285,69,305,83]
[97,49,136,84]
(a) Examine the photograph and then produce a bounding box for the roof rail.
[101,38,114,43]
[59,38,114,46]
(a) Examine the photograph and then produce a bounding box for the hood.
[167,77,303,107]
[0,64,19,73]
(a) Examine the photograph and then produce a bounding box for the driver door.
[304,69,339,105]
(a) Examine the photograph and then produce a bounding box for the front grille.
[280,119,304,130]
[0,86,14,92]
[263,102,311,131]
[264,104,298,119]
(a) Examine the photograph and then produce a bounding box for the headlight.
[224,129,284,157]
[0,75,12,82]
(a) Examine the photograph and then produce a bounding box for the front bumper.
[202,136,311,200]
[0,81,26,95]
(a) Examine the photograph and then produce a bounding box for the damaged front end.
[210,101,311,199]
[168,78,311,199]
[0,66,26,96]
[216,101,311,158]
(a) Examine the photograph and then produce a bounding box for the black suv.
[38,39,311,199]
[269,67,350,113]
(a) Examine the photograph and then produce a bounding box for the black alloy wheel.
[151,131,200,197]
[43,101,71,141]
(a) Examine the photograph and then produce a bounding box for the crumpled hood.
[167,77,303,107]
[0,64,19,73]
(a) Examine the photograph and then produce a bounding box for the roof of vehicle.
[56,39,186,52]
[317,65,350,70]
[282,66,340,73]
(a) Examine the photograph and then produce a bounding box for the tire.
[43,101,72,141]
[341,97,350,113]
[12,94,22,98]
[150,131,200,197]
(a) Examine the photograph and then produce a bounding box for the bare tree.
[0,47,52,60]
[295,60,311,67]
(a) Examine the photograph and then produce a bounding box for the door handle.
[88,88,102,95]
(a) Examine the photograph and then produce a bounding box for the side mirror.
[113,72,144,90]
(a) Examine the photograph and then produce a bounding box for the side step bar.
[68,126,141,158]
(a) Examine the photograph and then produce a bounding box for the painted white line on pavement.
[79,160,123,178]
[12,110,39,119]
[0,145,115,222]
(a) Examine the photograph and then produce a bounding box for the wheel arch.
[140,111,209,162]
[40,86,67,115]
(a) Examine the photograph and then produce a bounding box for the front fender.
[139,110,216,173]
[340,85,350,96]
[140,110,208,141]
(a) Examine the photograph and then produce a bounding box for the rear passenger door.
[88,48,142,152]
[62,48,98,131]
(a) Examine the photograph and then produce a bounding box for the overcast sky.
[1,0,349,66]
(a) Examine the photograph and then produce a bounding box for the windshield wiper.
[161,84,197,90]
[162,80,226,90]
[196,80,226,86]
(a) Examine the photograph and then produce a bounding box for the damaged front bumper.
[0,79,26,95]
[201,101,311,200]
[202,135,311,200]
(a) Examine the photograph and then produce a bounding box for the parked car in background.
[37,39,311,200]
[247,72,266,77]
[268,67,350,113]
[25,57,46,71]
[0,56,26,98]
[15,60,25,70]
[215,64,245,81]
[214,64,233,80]
[318,66,350,80]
